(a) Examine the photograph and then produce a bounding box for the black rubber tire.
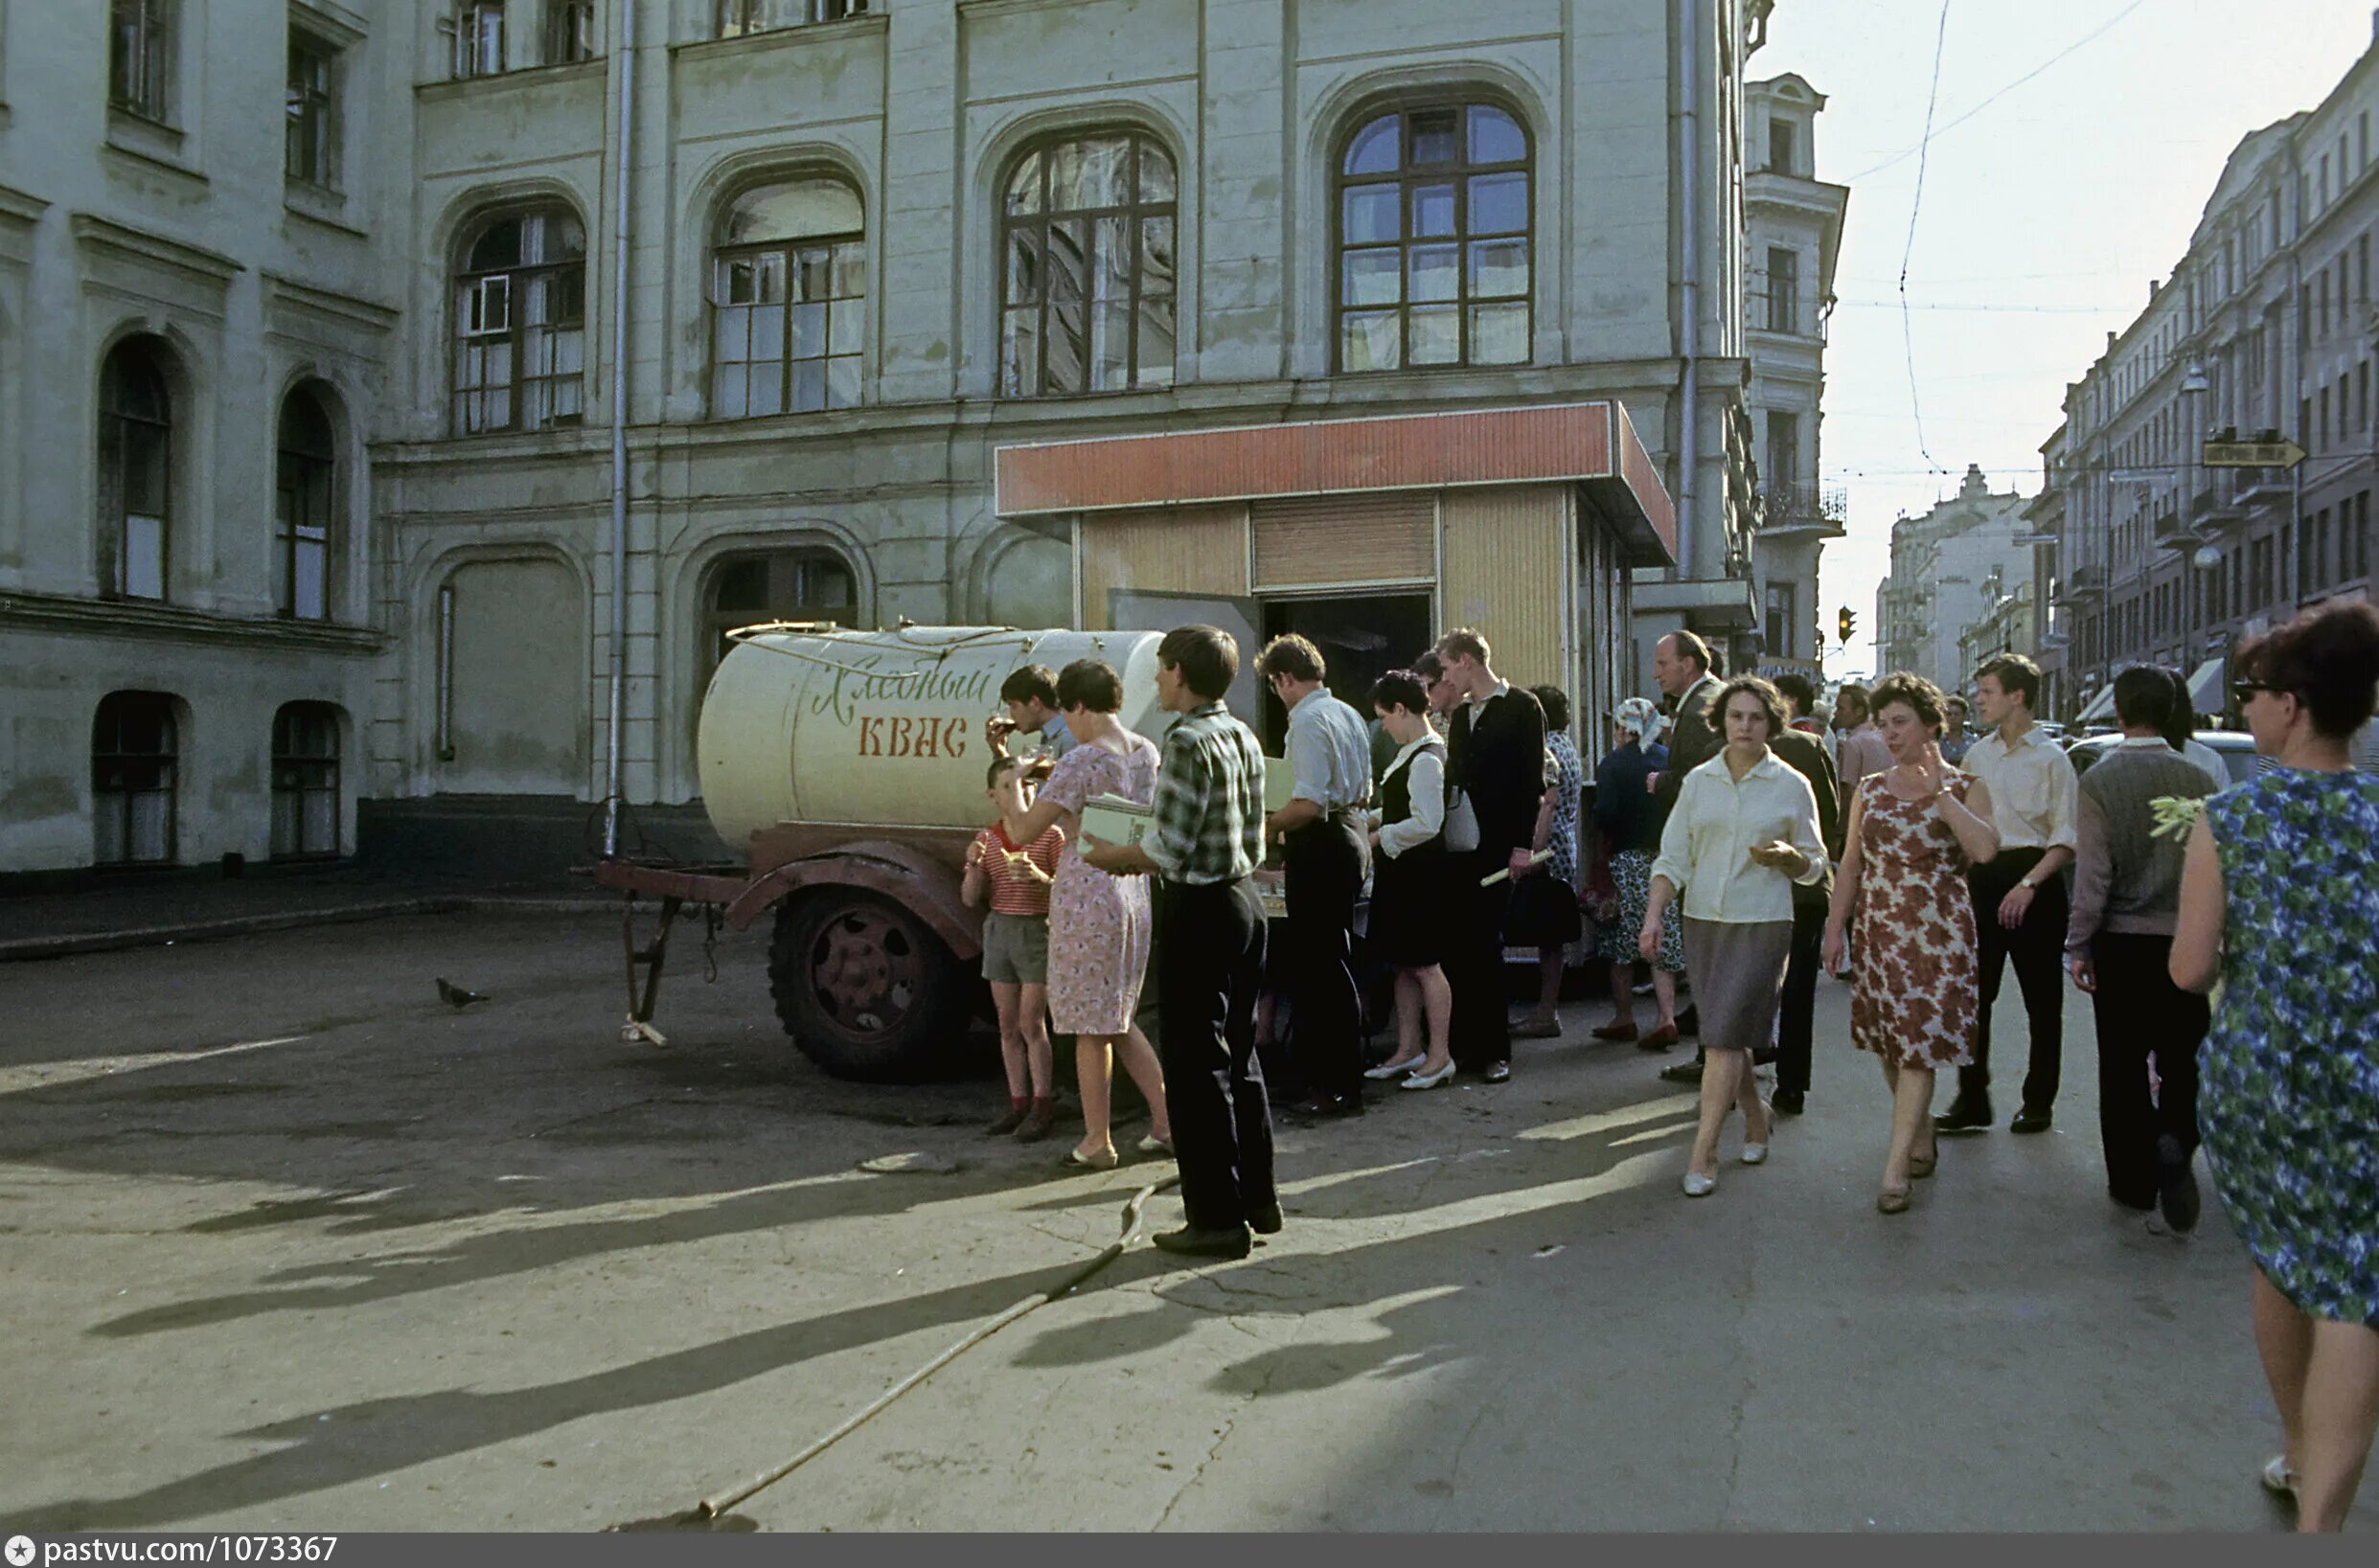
[767,890,971,1081]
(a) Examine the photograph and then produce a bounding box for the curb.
[0,895,618,963]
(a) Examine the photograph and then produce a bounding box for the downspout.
[603,0,639,858]
[1674,0,1701,582]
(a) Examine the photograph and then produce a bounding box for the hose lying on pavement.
[616,1171,1181,1531]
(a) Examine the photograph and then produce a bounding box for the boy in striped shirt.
[963,756,1067,1140]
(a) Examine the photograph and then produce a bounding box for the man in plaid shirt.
[1082,625,1276,1259]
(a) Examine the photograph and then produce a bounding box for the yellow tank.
[698,625,1166,848]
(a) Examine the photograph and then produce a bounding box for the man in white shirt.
[1834,683,1893,792]
[1258,634,1374,1120]
[1940,653,2079,1136]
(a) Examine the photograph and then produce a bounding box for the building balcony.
[2154,509,2194,552]
[2190,476,2245,530]
[1758,481,1848,537]
[2056,563,2107,604]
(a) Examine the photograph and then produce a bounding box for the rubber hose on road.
[613,1172,1181,1531]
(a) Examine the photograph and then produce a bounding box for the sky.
[1757,0,2379,675]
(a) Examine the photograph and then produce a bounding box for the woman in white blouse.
[1642,677,1829,1195]
[1361,670,1456,1090]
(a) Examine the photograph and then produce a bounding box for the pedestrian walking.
[1592,697,1683,1048]
[2170,601,2379,1532]
[1641,677,1826,1196]
[1649,631,1725,1081]
[1001,659,1172,1170]
[1834,683,1892,793]
[1435,628,1546,1085]
[1511,683,1586,1040]
[1938,653,2078,1136]
[1360,670,1455,1090]
[1082,625,1276,1260]
[2065,666,2216,1228]
[1939,696,1976,764]
[1822,674,2002,1214]
[963,756,1066,1140]
[2159,666,2228,788]
[1765,684,1841,1118]
[1256,634,1374,1122]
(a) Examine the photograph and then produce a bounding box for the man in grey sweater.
[2066,666,2219,1233]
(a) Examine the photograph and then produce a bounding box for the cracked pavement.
[0,909,2360,1531]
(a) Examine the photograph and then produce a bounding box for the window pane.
[829,301,862,356]
[1046,218,1087,309]
[790,358,825,413]
[1051,137,1132,211]
[1046,292,1087,395]
[1005,151,1043,216]
[1469,304,1528,365]
[1408,244,1458,304]
[122,423,169,515]
[794,248,834,302]
[1342,248,1401,307]
[750,301,786,361]
[1467,105,1526,164]
[1467,237,1529,299]
[833,242,866,299]
[1410,109,1459,167]
[1342,185,1399,245]
[1408,304,1459,365]
[1091,215,1132,303]
[124,514,165,599]
[722,179,861,245]
[826,354,861,407]
[1006,227,1042,306]
[1343,115,1399,176]
[295,539,328,621]
[1136,298,1176,387]
[1001,307,1041,395]
[130,792,171,863]
[1137,143,1177,203]
[1088,302,1132,393]
[1140,216,1176,296]
[1340,310,1400,373]
[1468,171,1528,237]
[1412,184,1456,239]
[791,302,827,360]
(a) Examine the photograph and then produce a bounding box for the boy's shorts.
[981,911,1050,986]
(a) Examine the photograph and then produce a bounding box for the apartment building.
[0,0,1773,876]
[1873,465,2033,695]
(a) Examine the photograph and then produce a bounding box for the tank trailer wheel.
[768,891,966,1081]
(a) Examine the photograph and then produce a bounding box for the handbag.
[1581,836,1621,925]
[1442,785,1480,853]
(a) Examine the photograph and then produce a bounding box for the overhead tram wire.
[1900,0,1956,479]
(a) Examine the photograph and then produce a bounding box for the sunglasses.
[2231,681,2281,704]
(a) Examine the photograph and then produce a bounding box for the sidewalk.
[0,868,610,962]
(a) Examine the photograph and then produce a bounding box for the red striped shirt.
[973,824,1064,916]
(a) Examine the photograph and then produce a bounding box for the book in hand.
[1478,849,1554,887]
[1077,793,1155,856]
[1263,756,1297,814]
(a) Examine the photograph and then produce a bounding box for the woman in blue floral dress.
[2172,602,2379,1532]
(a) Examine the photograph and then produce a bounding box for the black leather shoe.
[1151,1224,1252,1260]
[1676,1006,1701,1036]
[2009,1105,2053,1135]
[1934,1094,1993,1132]
[2156,1135,2200,1233]
[1771,1088,1805,1116]
[1659,1057,1704,1085]
[1480,1062,1512,1083]
[1288,1092,1363,1122]
[1248,1202,1284,1236]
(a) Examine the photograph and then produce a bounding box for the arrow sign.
[2203,438,2305,468]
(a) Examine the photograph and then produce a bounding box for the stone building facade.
[1872,465,2034,695]
[0,0,1776,877]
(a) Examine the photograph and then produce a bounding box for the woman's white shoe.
[2261,1454,2299,1499]
[1365,1057,1428,1079]
[1401,1060,1456,1090]
[1740,1143,1769,1166]
[1681,1170,1718,1197]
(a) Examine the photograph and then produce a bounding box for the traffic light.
[1838,606,1856,645]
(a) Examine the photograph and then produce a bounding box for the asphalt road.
[0,910,2360,1532]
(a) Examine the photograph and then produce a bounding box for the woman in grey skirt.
[1642,677,1828,1196]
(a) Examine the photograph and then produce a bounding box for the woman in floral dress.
[1001,659,1170,1170]
[1512,684,1587,1038]
[1823,673,2000,1214]
[2170,602,2379,1532]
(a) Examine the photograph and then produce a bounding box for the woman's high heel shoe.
[1910,1146,1937,1180]
[1876,1186,1911,1215]
[1401,1059,1456,1090]
[1063,1145,1119,1170]
[1365,1056,1428,1079]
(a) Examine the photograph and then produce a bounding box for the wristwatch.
[2018,875,2041,891]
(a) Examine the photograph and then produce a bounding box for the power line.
[1847,0,2154,184]
[1899,0,1956,478]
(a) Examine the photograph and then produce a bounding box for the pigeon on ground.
[436,978,491,1009]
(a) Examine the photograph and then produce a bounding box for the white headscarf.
[1613,696,1663,747]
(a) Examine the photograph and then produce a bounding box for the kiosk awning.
[2074,685,2118,725]
[2185,657,2226,716]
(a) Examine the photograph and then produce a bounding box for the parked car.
[2063,730,2260,786]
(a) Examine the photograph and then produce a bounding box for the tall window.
[276,390,335,621]
[1766,246,1800,332]
[271,703,342,860]
[452,207,586,434]
[1000,132,1178,397]
[454,2,506,78]
[711,179,864,418]
[109,0,172,121]
[92,693,178,867]
[286,34,339,188]
[1763,580,1796,659]
[1767,117,1796,175]
[1336,102,1531,373]
[98,338,172,602]
[1765,410,1800,495]
[717,0,868,35]
[545,2,598,62]
[703,551,858,672]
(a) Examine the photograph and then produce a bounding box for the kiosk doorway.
[1260,593,1434,751]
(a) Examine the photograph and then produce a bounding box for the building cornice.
[0,592,386,654]
[0,184,47,232]
[262,271,401,333]
[69,214,244,287]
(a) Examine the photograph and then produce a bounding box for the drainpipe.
[603,0,639,859]
[1674,0,1702,584]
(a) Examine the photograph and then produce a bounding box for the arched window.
[271,702,342,860]
[1335,102,1532,373]
[276,388,335,620]
[451,205,585,434]
[92,692,178,866]
[98,336,173,601]
[999,131,1177,397]
[710,178,865,418]
[702,548,858,673]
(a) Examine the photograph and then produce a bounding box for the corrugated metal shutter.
[1439,486,1571,693]
[1249,493,1435,591]
[1077,504,1248,629]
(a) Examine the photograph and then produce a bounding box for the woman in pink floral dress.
[1823,673,2001,1214]
[1001,659,1170,1169]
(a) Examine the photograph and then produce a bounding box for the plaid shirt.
[1145,701,1265,885]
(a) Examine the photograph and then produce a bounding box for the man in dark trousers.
[1435,627,1545,1085]
[1257,634,1374,1121]
[1082,625,1274,1260]
[1767,677,1840,1116]
[1650,630,1725,1083]
[2065,666,2215,1233]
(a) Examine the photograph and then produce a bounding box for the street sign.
[2202,438,2305,467]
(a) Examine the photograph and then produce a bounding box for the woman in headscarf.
[1591,697,1684,1049]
